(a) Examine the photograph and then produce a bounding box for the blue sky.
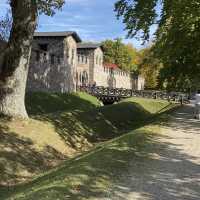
[0,0,156,49]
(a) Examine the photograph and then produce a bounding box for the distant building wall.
[132,75,145,90]
[93,47,105,86]
[76,54,90,86]
[77,48,93,85]
[94,66,132,89]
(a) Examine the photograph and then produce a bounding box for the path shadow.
[165,105,200,135]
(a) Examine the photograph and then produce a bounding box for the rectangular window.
[36,50,40,62]
[51,54,55,64]
[57,56,61,64]
[39,44,48,52]
[85,57,88,64]
[82,55,84,63]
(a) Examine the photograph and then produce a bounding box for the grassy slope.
[26,92,100,114]
[0,121,166,200]
[0,92,175,188]
[0,92,100,185]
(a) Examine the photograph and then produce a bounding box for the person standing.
[194,90,200,119]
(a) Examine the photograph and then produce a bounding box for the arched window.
[82,71,88,85]
[76,72,79,84]
[79,72,82,83]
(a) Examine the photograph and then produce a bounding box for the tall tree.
[137,48,163,89]
[0,0,64,118]
[102,38,138,71]
[115,0,200,91]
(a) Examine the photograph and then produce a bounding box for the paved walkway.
[109,105,200,200]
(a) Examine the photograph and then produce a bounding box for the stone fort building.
[27,31,144,93]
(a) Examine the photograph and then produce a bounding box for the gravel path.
[108,105,200,200]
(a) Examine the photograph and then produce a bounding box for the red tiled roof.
[104,63,118,69]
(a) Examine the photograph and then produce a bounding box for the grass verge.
[0,120,166,200]
[0,92,176,187]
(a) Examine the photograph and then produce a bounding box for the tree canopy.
[102,38,138,71]
[115,0,200,91]
[137,47,163,89]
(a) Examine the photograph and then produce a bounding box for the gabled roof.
[34,31,82,42]
[77,42,102,50]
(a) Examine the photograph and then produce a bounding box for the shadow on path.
[109,105,200,200]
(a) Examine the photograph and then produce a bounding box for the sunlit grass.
[0,92,176,197]
[0,123,162,200]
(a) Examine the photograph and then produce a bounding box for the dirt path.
[107,105,200,200]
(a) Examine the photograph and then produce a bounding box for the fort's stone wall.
[77,46,137,89]
[93,47,132,89]
[94,66,132,89]
[27,33,144,93]
[27,36,77,93]
[132,76,145,90]
[76,54,90,86]
[64,36,77,92]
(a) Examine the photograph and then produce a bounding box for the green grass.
[0,123,164,200]
[0,92,101,186]
[26,92,101,115]
[0,92,176,191]
[122,97,173,114]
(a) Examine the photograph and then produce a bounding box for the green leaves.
[37,0,65,16]
[115,0,200,90]
[102,38,138,71]
[0,11,12,41]
[137,47,162,89]
[115,0,158,40]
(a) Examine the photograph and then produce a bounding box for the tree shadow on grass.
[25,92,99,115]
[1,126,199,200]
[1,94,167,187]
[0,122,68,186]
[31,102,153,150]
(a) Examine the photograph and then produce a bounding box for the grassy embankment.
[0,92,176,199]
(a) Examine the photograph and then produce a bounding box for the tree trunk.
[0,0,37,118]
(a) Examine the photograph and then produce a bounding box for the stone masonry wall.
[76,54,90,86]
[93,47,132,89]
[94,66,132,89]
[27,36,77,93]
[28,36,141,92]
[64,36,77,92]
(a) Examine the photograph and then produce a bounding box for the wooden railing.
[78,86,188,103]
